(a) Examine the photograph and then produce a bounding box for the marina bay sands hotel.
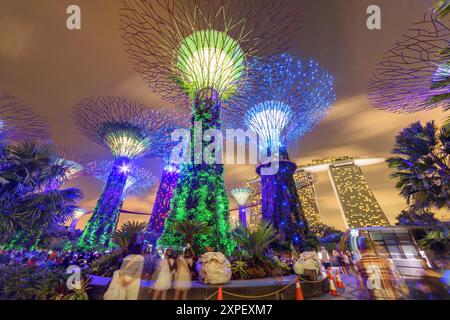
[247,156,390,230]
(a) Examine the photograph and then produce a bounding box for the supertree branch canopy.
[230,188,252,227]
[225,54,336,154]
[73,96,176,251]
[72,96,176,160]
[85,160,157,197]
[120,0,298,102]
[0,91,50,142]
[224,54,335,244]
[368,11,450,113]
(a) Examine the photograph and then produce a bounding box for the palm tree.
[172,220,210,246]
[387,121,449,212]
[418,229,449,252]
[0,142,83,243]
[112,221,147,252]
[232,221,277,261]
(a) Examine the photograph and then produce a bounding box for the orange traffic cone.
[295,277,304,301]
[328,270,339,296]
[335,271,345,289]
[217,287,223,300]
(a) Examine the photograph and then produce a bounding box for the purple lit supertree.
[146,113,189,242]
[0,91,50,142]
[72,97,175,251]
[368,10,450,113]
[85,160,157,198]
[120,0,299,254]
[224,54,336,244]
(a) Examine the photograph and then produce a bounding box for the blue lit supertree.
[0,91,50,143]
[224,54,336,244]
[72,97,175,251]
[121,0,299,254]
[85,160,157,198]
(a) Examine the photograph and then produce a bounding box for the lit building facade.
[328,161,390,229]
[293,170,323,229]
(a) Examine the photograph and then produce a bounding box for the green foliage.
[418,229,449,252]
[0,265,91,300]
[387,121,449,212]
[111,221,147,253]
[231,260,249,279]
[232,221,277,261]
[300,232,321,252]
[89,251,124,278]
[171,220,210,246]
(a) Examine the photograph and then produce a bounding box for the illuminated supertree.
[0,91,50,142]
[85,160,157,198]
[121,0,298,254]
[230,188,252,227]
[70,208,88,230]
[224,54,336,243]
[146,115,190,242]
[72,97,175,251]
[368,11,450,113]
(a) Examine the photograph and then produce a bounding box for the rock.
[196,252,231,285]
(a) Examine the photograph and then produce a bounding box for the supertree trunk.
[257,156,309,245]
[147,165,180,240]
[77,158,129,251]
[158,90,235,255]
[238,207,247,227]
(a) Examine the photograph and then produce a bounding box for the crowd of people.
[0,248,104,270]
[319,246,356,274]
[106,242,198,300]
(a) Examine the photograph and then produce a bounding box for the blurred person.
[118,242,145,300]
[174,246,195,300]
[319,246,331,270]
[152,248,177,300]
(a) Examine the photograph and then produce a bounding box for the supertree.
[146,114,190,242]
[72,97,176,251]
[70,208,88,230]
[368,10,450,113]
[230,188,252,227]
[0,91,50,143]
[224,54,336,244]
[85,160,157,198]
[120,0,298,254]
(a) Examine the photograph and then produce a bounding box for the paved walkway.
[309,273,360,300]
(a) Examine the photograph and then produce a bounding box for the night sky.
[0,0,447,230]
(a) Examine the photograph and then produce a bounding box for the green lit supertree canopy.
[72,97,176,251]
[121,0,298,102]
[121,0,299,254]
